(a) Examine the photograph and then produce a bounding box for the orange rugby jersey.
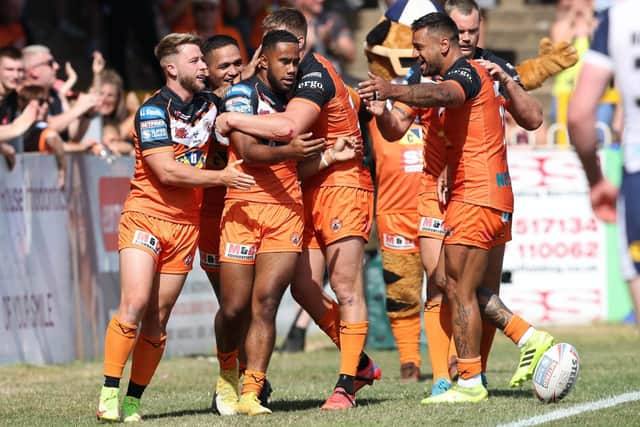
[223,76,302,205]
[441,57,513,212]
[123,86,218,224]
[292,53,373,191]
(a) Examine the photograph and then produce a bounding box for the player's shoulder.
[224,77,259,114]
[225,78,258,101]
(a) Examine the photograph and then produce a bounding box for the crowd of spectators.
[0,0,624,174]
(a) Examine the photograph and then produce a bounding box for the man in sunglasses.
[22,44,98,142]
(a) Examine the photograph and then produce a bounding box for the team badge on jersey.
[330,218,342,232]
[225,242,257,261]
[419,217,445,235]
[291,232,301,246]
[184,254,194,266]
[132,230,161,255]
[383,234,415,250]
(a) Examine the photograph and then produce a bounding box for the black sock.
[357,352,370,371]
[126,381,146,399]
[336,374,355,395]
[104,376,120,388]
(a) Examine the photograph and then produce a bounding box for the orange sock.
[424,300,452,381]
[103,316,138,378]
[217,348,238,371]
[339,321,368,376]
[480,321,496,372]
[390,314,421,366]
[130,334,166,386]
[316,301,341,348]
[457,356,482,380]
[242,369,266,396]
[503,314,531,345]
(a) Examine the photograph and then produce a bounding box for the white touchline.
[498,391,640,427]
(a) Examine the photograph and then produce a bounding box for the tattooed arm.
[387,81,466,108]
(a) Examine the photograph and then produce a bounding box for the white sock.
[517,327,535,348]
[457,374,481,388]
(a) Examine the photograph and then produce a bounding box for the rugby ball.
[532,343,580,403]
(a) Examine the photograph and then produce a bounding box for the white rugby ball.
[532,343,580,403]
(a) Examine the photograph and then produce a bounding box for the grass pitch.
[1,324,639,426]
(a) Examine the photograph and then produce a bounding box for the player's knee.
[253,295,280,321]
[221,302,248,324]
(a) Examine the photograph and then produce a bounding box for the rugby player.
[215,8,380,410]
[359,12,552,403]
[96,33,255,422]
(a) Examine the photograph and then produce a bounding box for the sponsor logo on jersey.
[176,149,206,169]
[140,119,165,129]
[225,242,257,261]
[298,80,324,90]
[140,127,168,143]
[225,97,253,114]
[496,171,512,187]
[383,233,415,250]
[501,211,512,223]
[133,230,161,255]
[301,72,322,80]
[175,127,188,139]
[629,241,640,262]
[330,217,342,232]
[201,252,220,268]
[226,84,253,98]
[419,217,445,235]
[139,105,165,119]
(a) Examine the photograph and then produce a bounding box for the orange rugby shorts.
[443,200,512,250]
[118,211,198,273]
[219,200,303,265]
[303,186,373,249]
[198,209,223,272]
[417,193,447,240]
[377,212,419,253]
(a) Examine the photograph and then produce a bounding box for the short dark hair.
[202,35,239,57]
[412,12,460,44]
[262,8,307,39]
[444,0,480,16]
[0,46,22,60]
[261,30,299,52]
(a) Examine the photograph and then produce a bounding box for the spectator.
[158,0,248,62]
[0,0,27,49]
[0,46,23,106]
[101,121,133,156]
[0,99,41,169]
[291,0,356,75]
[22,44,98,142]
[16,85,66,187]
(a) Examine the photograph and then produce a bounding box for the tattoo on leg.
[477,288,513,330]
[453,293,471,358]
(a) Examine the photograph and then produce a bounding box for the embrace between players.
[96,3,555,422]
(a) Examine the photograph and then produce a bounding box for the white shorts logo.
[419,217,445,235]
[383,233,415,250]
[132,230,161,255]
[224,243,257,261]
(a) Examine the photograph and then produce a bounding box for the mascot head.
[365,0,443,81]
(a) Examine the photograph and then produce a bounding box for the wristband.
[320,151,330,168]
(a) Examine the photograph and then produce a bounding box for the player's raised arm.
[366,98,417,141]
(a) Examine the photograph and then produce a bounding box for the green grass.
[1,325,639,426]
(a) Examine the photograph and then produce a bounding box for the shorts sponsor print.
[377,212,419,253]
[219,200,304,264]
[417,194,447,240]
[118,211,198,273]
[443,200,512,250]
[303,186,373,249]
[198,212,223,272]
